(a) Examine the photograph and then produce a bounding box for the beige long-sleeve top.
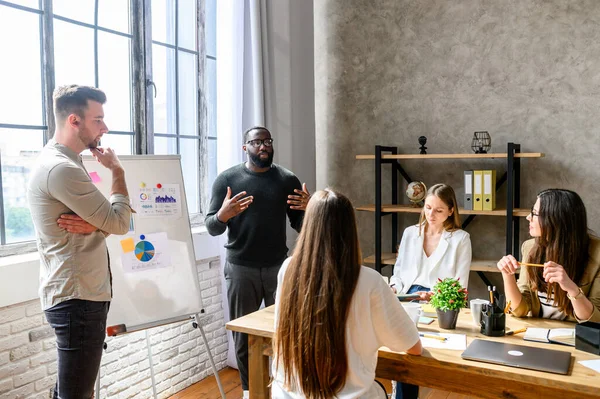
[27,140,131,310]
[512,236,600,323]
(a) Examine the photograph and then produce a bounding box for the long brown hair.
[418,183,461,235]
[273,189,362,398]
[526,189,589,316]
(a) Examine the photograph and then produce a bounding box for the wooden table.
[226,306,600,399]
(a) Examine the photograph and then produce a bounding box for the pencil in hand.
[518,261,545,268]
[504,300,512,314]
[419,333,447,342]
[505,327,527,336]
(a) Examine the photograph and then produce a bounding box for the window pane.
[98,0,130,34]
[3,1,39,10]
[0,6,43,125]
[0,128,44,244]
[180,138,199,214]
[100,133,133,155]
[208,138,216,190]
[178,51,198,135]
[154,136,176,155]
[54,20,95,87]
[206,58,216,138]
[152,45,176,134]
[177,0,196,51]
[98,32,132,131]
[151,0,175,45]
[53,0,96,24]
[205,0,216,57]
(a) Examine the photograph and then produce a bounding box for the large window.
[0,0,216,252]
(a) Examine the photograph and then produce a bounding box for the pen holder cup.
[480,311,505,337]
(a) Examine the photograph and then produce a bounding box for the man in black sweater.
[205,126,310,392]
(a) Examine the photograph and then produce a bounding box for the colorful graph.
[135,240,155,262]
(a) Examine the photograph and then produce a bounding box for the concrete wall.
[265,0,316,251]
[315,0,600,291]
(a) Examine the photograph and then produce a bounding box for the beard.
[249,150,274,168]
[78,126,100,149]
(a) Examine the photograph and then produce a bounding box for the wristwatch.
[567,287,584,301]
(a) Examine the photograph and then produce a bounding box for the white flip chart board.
[82,155,203,335]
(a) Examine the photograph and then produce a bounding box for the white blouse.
[390,225,472,294]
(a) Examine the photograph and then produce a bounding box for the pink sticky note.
[89,172,102,184]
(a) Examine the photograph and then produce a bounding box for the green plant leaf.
[429,277,468,311]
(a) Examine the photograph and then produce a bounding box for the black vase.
[436,308,459,329]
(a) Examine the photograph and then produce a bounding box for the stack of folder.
[464,170,496,211]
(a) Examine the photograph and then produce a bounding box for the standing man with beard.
[205,126,310,394]
[27,85,132,398]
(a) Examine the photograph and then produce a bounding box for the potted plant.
[430,277,468,329]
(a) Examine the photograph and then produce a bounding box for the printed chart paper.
[134,184,182,219]
[120,232,171,273]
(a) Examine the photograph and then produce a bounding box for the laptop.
[461,339,572,375]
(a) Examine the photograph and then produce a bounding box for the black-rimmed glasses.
[246,138,274,148]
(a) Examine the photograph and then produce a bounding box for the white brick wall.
[0,257,228,399]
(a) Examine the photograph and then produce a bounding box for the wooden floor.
[169,367,482,399]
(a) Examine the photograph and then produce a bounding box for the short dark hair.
[53,85,107,124]
[243,126,271,143]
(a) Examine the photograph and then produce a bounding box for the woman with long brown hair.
[497,189,600,322]
[272,189,422,399]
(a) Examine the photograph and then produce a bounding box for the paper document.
[579,360,600,374]
[420,333,467,350]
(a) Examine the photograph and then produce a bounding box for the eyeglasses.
[246,138,274,148]
[530,207,540,217]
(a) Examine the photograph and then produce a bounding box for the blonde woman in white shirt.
[272,189,422,399]
[391,183,472,299]
[390,184,472,399]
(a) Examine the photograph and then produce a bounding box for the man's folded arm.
[48,163,131,235]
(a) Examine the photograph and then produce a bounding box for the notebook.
[461,339,572,375]
[524,328,576,347]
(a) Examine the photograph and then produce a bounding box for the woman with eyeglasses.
[497,189,600,322]
[272,189,422,399]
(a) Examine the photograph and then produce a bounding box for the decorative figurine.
[418,136,427,154]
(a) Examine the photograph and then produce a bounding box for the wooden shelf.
[356,152,544,160]
[356,204,530,217]
[363,253,500,273]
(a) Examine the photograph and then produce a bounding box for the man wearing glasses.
[205,126,310,394]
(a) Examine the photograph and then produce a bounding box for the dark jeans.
[395,284,429,399]
[224,261,279,390]
[45,299,109,399]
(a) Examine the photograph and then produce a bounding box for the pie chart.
[135,240,155,262]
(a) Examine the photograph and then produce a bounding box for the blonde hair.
[418,183,461,235]
[273,189,361,398]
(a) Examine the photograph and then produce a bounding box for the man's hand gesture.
[287,183,311,211]
[216,187,253,223]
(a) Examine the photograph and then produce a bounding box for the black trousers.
[224,261,280,390]
[45,299,109,399]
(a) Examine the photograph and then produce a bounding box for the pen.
[419,333,447,342]
[505,327,527,335]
